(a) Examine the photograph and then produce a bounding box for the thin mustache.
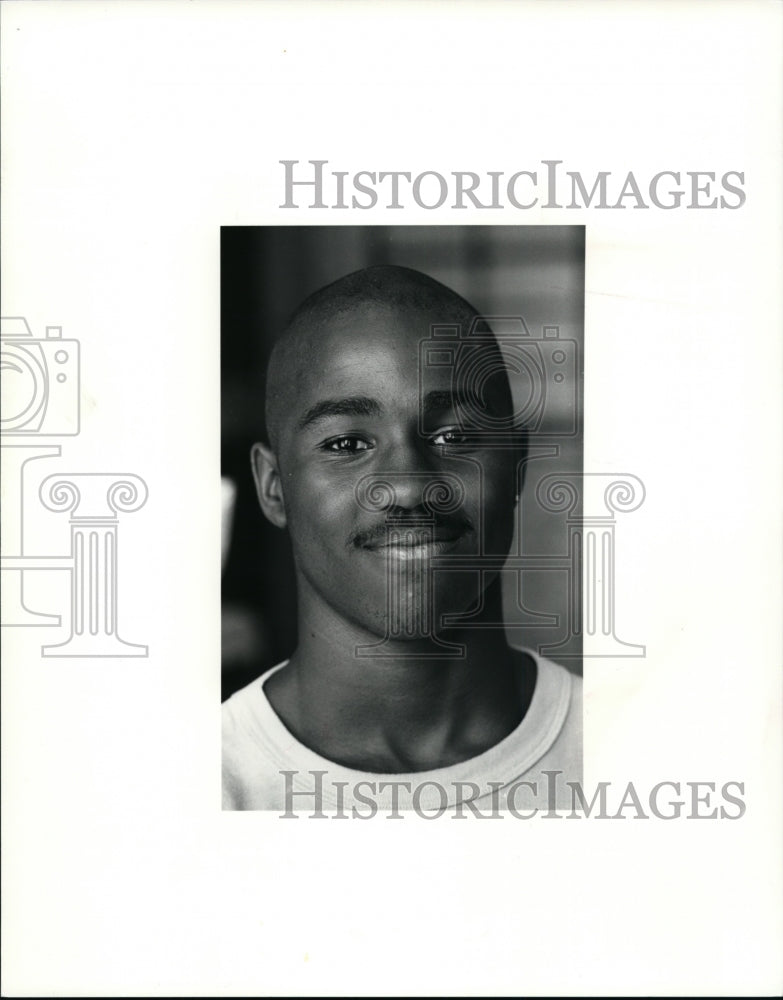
[350,516,473,549]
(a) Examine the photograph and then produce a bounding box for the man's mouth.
[359,525,468,560]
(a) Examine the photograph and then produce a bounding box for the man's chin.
[362,588,479,643]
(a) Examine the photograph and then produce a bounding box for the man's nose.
[376,436,436,509]
[355,438,465,518]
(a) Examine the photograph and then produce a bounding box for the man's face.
[266,302,520,642]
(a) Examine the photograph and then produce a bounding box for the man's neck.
[264,582,536,773]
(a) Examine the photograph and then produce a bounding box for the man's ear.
[250,442,287,529]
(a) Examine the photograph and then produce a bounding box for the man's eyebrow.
[422,389,459,415]
[298,395,383,430]
[422,388,497,415]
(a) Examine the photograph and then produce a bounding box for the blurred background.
[221,226,584,700]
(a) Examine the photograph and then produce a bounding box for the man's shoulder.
[526,652,582,785]
[222,673,259,720]
[534,651,582,726]
[222,662,287,724]
[520,648,581,712]
[221,702,277,812]
[222,663,294,811]
[533,651,580,682]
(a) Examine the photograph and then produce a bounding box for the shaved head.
[251,262,524,643]
[264,264,502,450]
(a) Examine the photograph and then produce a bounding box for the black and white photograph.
[2,1,781,996]
[221,226,585,813]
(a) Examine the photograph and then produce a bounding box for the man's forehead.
[287,301,508,399]
[287,302,446,386]
[296,299,442,350]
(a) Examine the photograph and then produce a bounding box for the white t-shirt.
[222,650,582,815]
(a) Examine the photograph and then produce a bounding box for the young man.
[222,264,581,814]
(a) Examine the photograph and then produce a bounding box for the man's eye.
[430,428,468,447]
[322,436,372,453]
